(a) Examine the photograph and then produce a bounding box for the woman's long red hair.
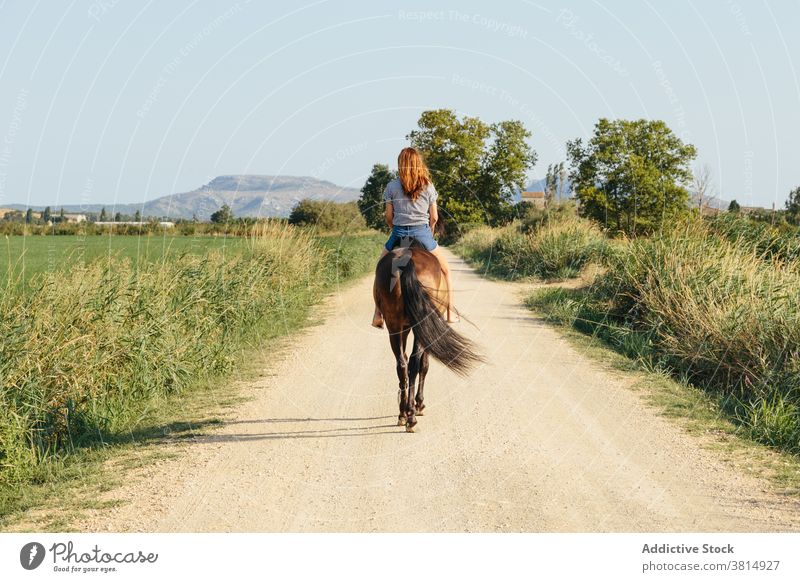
[398,147,431,201]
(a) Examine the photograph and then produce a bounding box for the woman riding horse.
[371,148,482,431]
[371,147,459,327]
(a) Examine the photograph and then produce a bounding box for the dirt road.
[79,249,800,532]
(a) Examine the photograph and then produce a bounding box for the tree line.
[4,204,241,226]
[5,207,149,225]
[356,108,800,237]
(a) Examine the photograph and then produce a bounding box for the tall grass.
[597,220,800,395]
[530,219,800,453]
[707,213,800,265]
[0,223,381,489]
[455,209,609,280]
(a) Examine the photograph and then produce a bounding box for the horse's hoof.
[397,417,406,426]
[415,410,424,416]
[405,425,415,433]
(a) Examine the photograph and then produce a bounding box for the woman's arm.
[429,201,438,234]
[385,201,393,228]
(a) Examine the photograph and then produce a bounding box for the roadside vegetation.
[0,221,383,523]
[455,201,800,457]
[440,112,800,459]
[707,212,800,264]
[455,202,610,280]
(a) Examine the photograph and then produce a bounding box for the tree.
[557,162,568,201]
[25,208,33,224]
[692,163,713,212]
[407,109,536,227]
[545,164,557,206]
[134,210,141,222]
[567,118,697,235]
[59,207,65,221]
[728,199,741,213]
[3,210,23,222]
[474,119,537,222]
[114,212,122,222]
[358,164,395,231]
[210,204,233,224]
[544,161,567,206]
[99,207,108,221]
[785,186,800,225]
[43,206,52,223]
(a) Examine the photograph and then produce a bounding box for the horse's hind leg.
[408,335,422,418]
[402,327,417,432]
[415,348,429,416]
[389,326,411,428]
[400,328,417,432]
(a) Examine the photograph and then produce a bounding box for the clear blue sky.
[0,0,797,209]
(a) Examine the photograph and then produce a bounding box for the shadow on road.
[194,424,401,442]
[223,416,395,424]
[110,416,401,446]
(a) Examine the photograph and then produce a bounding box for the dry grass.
[0,223,332,490]
[530,218,800,454]
[455,212,609,280]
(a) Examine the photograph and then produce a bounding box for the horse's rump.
[374,241,483,377]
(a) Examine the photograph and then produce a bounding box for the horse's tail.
[399,258,484,377]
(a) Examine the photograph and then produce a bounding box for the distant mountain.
[9,175,361,220]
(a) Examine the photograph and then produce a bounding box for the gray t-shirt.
[383,178,438,226]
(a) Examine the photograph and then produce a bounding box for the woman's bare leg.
[429,247,459,323]
[372,248,389,327]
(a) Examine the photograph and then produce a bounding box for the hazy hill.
[9,175,361,220]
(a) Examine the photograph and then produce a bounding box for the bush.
[518,200,579,234]
[435,220,482,246]
[288,199,366,233]
[597,220,800,397]
[455,210,608,280]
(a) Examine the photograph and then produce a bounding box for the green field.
[0,235,251,284]
[1,232,382,283]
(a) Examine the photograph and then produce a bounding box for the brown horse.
[373,237,484,432]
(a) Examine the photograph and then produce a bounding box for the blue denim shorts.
[384,224,438,252]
